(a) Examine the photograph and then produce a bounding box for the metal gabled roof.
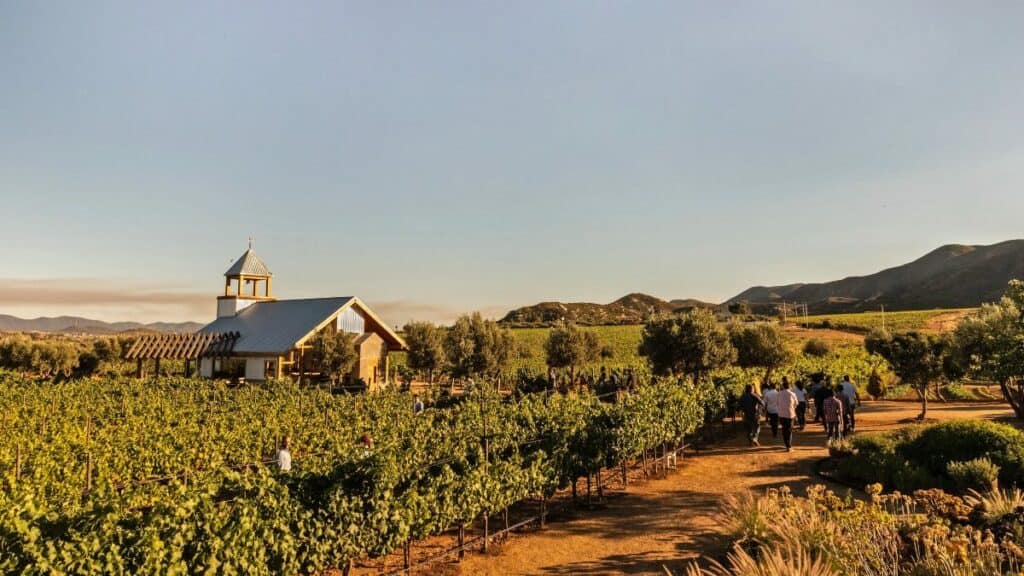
[200,297,353,354]
[199,296,408,355]
[225,248,272,277]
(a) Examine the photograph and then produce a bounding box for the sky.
[2,1,1023,325]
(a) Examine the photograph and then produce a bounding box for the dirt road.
[451,401,1012,575]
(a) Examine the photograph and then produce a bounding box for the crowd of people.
[738,375,860,451]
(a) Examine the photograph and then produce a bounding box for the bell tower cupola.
[217,239,276,318]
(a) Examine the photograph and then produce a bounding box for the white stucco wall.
[217,297,256,318]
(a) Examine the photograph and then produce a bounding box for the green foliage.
[544,321,600,376]
[838,420,1024,493]
[444,313,515,379]
[402,321,446,382]
[729,323,791,384]
[865,329,955,418]
[865,369,885,399]
[947,458,1000,493]
[308,330,358,383]
[801,338,831,358]
[954,280,1024,418]
[638,310,736,381]
[796,309,972,333]
[0,372,718,573]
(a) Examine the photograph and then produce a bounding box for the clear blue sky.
[2,1,1023,324]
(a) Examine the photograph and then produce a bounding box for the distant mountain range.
[499,293,717,326]
[728,240,1024,314]
[0,315,203,334]
[501,240,1024,325]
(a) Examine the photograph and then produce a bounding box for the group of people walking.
[738,375,861,451]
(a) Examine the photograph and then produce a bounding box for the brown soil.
[441,401,1012,576]
[924,310,974,332]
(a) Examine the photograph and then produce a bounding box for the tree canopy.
[402,321,446,383]
[729,323,792,387]
[638,309,736,382]
[866,329,954,419]
[309,330,358,384]
[953,280,1024,418]
[444,313,515,380]
[544,321,601,378]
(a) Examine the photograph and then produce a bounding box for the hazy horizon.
[3,2,1024,325]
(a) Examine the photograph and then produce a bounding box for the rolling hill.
[728,239,1024,313]
[499,293,718,326]
[0,314,203,334]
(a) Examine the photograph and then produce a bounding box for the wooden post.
[85,452,93,494]
[184,358,191,377]
[403,540,411,571]
[15,445,22,484]
[621,461,628,487]
[135,358,143,378]
[504,506,509,533]
[597,469,604,501]
[540,496,547,529]
[483,514,489,552]
[586,474,592,507]
[154,358,161,378]
[642,449,649,478]
[458,524,465,560]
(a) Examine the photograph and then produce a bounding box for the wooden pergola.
[125,332,240,378]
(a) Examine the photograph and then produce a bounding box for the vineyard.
[392,322,893,386]
[790,308,974,334]
[0,372,723,574]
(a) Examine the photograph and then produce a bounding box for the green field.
[788,308,974,334]
[395,319,896,386]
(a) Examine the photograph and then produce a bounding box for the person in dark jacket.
[738,384,765,446]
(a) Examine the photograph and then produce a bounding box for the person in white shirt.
[762,383,780,438]
[776,381,799,452]
[793,381,808,430]
[276,436,292,473]
[839,375,860,433]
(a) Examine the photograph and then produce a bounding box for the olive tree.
[309,330,358,385]
[638,309,736,383]
[954,280,1024,418]
[729,323,792,388]
[544,321,601,381]
[402,321,446,384]
[444,313,515,382]
[866,329,954,420]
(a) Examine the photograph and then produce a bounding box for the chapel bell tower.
[217,239,276,318]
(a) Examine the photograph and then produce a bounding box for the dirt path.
[452,401,1013,576]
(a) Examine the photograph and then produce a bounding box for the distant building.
[126,244,406,387]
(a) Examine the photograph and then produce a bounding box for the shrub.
[947,458,1000,493]
[865,369,885,399]
[801,338,831,358]
[900,420,1024,486]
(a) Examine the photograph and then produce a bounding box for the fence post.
[540,497,547,529]
[504,506,509,533]
[483,514,489,552]
[586,474,592,507]
[84,452,93,494]
[458,524,465,560]
[15,445,22,484]
[403,540,411,571]
[621,461,628,488]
